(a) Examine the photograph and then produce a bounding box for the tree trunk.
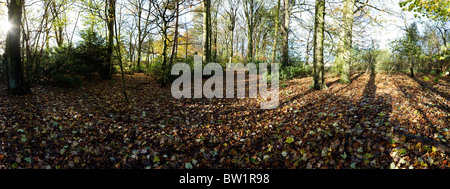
[312,0,326,90]
[336,0,355,84]
[169,0,179,67]
[106,0,116,79]
[244,0,255,62]
[161,21,170,87]
[247,25,253,62]
[229,28,234,64]
[113,6,129,103]
[6,0,29,95]
[51,1,64,48]
[203,0,211,63]
[409,53,414,77]
[185,21,189,63]
[280,0,291,67]
[271,0,281,63]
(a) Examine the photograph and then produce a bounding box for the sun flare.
[1,20,12,32]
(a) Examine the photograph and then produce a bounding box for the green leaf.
[356,147,363,153]
[285,137,294,144]
[364,153,373,159]
[399,148,407,156]
[60,148,66,155]
[340,152,347,159]
[185,162,193,169]
[21,136,27,143]
[432,146,437,153]
[153,156,160,163]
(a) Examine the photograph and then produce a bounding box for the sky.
[371,0,419,49]
[0,0,423,54]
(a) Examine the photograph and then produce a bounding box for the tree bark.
[312,0,325,90]
[229,27,234,64]
[203,0,211,63]
[6,0,29,95]
[106,0,116,79]
[280,0,291,67]
[113,5,129,103]
[136,1,142,72]
[336,0,355,83]
[409,52,414,77]
[271,0,281,63]
[244,0,258,62]
[169,0,179,67]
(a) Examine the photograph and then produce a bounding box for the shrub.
[41,30,110,87]
[279,63,310,80]
[74,30,109,79]
[51,73,83,88]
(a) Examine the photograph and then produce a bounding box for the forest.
[0,0,449,170]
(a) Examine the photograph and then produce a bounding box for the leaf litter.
[0,73,449,169]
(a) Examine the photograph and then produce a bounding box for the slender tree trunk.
[44,0,50,50]
[312,0,326,90]
[336,0,355,83]
[409,52,414,77]
[113,6,128,103]
[212,13,218,62]
[185,21,189,62]
[280,0,291,67]
[229,28,234,64]
[128,29,134,70]
[169,0,179,66]
[106,0,116,79]
[6,0,29,95]
[161,21,170,87]
[203,0,211,63]
[305,29,312,66]
[247,16,253,62]
[271,0,281,63]
[136,1,143,72]
[51,1,64,48]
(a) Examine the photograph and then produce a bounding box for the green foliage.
[433,76,439,83]
[400,0,450,21]
[52,73,83,88]
[75,30,110,78]
[42,30,110,87]
[279,63,310,81]
[285,137,294,144]
[144,56,179,85]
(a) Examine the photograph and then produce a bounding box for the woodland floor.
[0,72,449,169]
